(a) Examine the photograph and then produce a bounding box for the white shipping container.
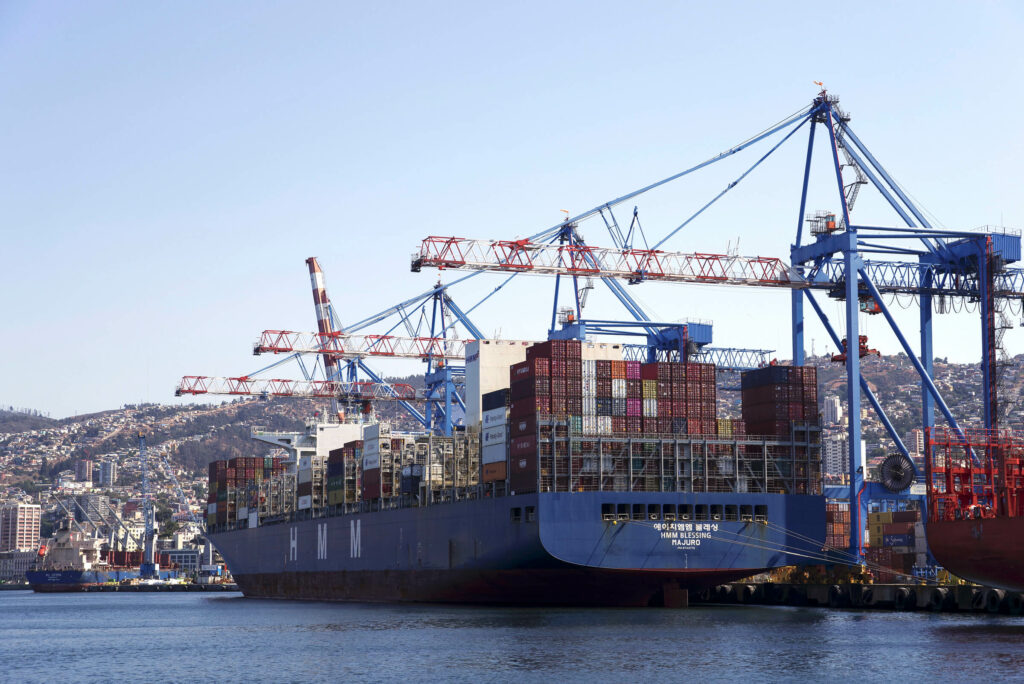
[582,359,596,378]
[363,423,391,442]
[298,469,312,484]
[363,452,381,470]
[482,443,506,465]
[643,398,658,418]
[298,455,313,470]
[612,379,627,399]
[248,511,259,529]
[237,506,249,520]
[483,424,506,447]
[298,495,312,510]
[207,503,217,514]
[482,407,507,428]
[582,415,597,434]
[599,416,613,435]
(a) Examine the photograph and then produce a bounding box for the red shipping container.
[510,396,550,419]
[611,360,626,379]
[510,434,539,456]
[509,452,537,493]
[627,416,642,433]
[596,360,612,378]
[657,417,673,433]
[640,363,659,380]
[362,469,381,500]
[627,379,642,398]
[509,413,541,437]
[612,416,627,433]
[656,382,672,399]
[511,376,550,400]
[642,418,658,434]
[882,522,915,536]
[670,363,687,382]
[526,340,553,361]
[892,510,920,523]
[511,357,550,380]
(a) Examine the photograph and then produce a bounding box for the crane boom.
[254,330,470,360]
[412,236,795,287]
[175,375,423,401]
[413,235,1024,298]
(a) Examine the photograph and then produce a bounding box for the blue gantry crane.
[410,87,1024,560]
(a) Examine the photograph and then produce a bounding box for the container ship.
[205,338,834,606]
[26,522,180,592]
[924,426,1024,592]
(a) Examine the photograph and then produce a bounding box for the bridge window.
[648,504,661,521]
[662,504,677,521]
[725,505,738,522]
[602,503,615,521]
[616,504,629,521]
[678,504,692,521]
[710,504,723,522]
[694,504,708,521]
[740,505,754,522]
[632,504,645,521]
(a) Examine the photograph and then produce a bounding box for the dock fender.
[929,587,950,612]
[894,587,917,611]
[827,584,847,608]
[984,588,1006,613]
[1005,592,1024,616]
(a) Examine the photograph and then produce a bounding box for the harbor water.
[1,590,1023,683]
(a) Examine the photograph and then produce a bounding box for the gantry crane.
[408,89,1024,557]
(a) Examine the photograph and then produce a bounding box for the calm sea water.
[1,591,1023,683]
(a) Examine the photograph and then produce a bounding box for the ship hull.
[26,568,179,592]
[926,517,1024,592]
[212,491,827,606]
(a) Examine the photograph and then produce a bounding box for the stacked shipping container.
[866,509,928,581]
[740,365,819,437]
[207,456,285,528]
[327,440,362,506]
[824,501,850,549]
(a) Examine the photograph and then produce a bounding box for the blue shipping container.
[883,534,913,547]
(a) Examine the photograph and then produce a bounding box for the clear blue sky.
[2,2,1023,417]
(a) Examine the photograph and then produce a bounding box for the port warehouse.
[207,338,823,534]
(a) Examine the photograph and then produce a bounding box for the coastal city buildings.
[0,503,41,552]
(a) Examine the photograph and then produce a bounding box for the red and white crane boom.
[175,376,421,401]
[254,330,470,360]
[411,236,796,288]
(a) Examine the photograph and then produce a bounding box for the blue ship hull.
[212,491,828,606]
[26,568,178,592]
